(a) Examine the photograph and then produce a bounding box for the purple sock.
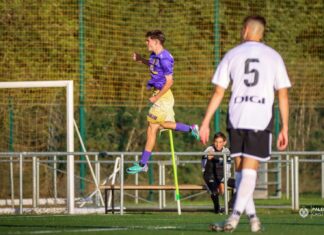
[140,150,151,165]
[175,123,190,132]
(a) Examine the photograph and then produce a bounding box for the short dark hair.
[213,132,227,141]
[243,15,266,27]
[146,30,166,45]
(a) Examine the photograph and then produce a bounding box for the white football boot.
[250,217,262,232]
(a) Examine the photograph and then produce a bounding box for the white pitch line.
[6,225,183,234]
[6,227,128,234]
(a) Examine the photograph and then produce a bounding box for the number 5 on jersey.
[244,58,259,87]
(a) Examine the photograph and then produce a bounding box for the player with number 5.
[200,15,291,232]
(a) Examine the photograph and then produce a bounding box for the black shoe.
[213,202,221,213]
[214,207,220,214]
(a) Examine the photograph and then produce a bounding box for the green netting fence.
[0,0,323,152]
[1,0,323,107]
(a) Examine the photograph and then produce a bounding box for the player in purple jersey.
[146,48,174,90]
[126,30,200,174]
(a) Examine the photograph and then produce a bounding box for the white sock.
[235,171,257,217]
[245,197,256,217]
[231,170,257,220]
[232,169,257,215]
[244,170,256,217]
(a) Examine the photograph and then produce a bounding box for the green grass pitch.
[0,210,323,235]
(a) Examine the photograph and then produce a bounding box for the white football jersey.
[212,41,291,130]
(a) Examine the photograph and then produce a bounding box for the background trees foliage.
[0,0,323,153]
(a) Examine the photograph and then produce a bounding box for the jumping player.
[127,30,199,174]
[200,15,291,232]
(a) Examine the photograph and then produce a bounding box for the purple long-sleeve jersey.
[147,49,174,90]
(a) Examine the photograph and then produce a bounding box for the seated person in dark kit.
[201,132,236,213]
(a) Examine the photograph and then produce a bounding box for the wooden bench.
[100,184,206,214]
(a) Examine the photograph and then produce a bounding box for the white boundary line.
[5,225,182,234]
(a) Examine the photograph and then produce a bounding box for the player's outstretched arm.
[200,86,225,145]
[133,52,150,66]
[277,88,289,150]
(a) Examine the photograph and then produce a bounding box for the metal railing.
[0,151,323,214]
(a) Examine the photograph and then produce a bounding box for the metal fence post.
[53,155,57,204]
[286,155,290,199]
[135,155,138,204]
[294,156,299,210]
[291,158,295,210]
[19,153,23,214]
[120,154,124,215]
[277,155,282,198]
[95,154,100,206]
[158,161,162,209]
[32,157,37,209]
[10,155,15,208]
[36,158,40,206]
[162,162,166,208]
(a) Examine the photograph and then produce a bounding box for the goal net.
[0,81,75,213]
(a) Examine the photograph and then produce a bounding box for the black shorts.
[228,129,272,161]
